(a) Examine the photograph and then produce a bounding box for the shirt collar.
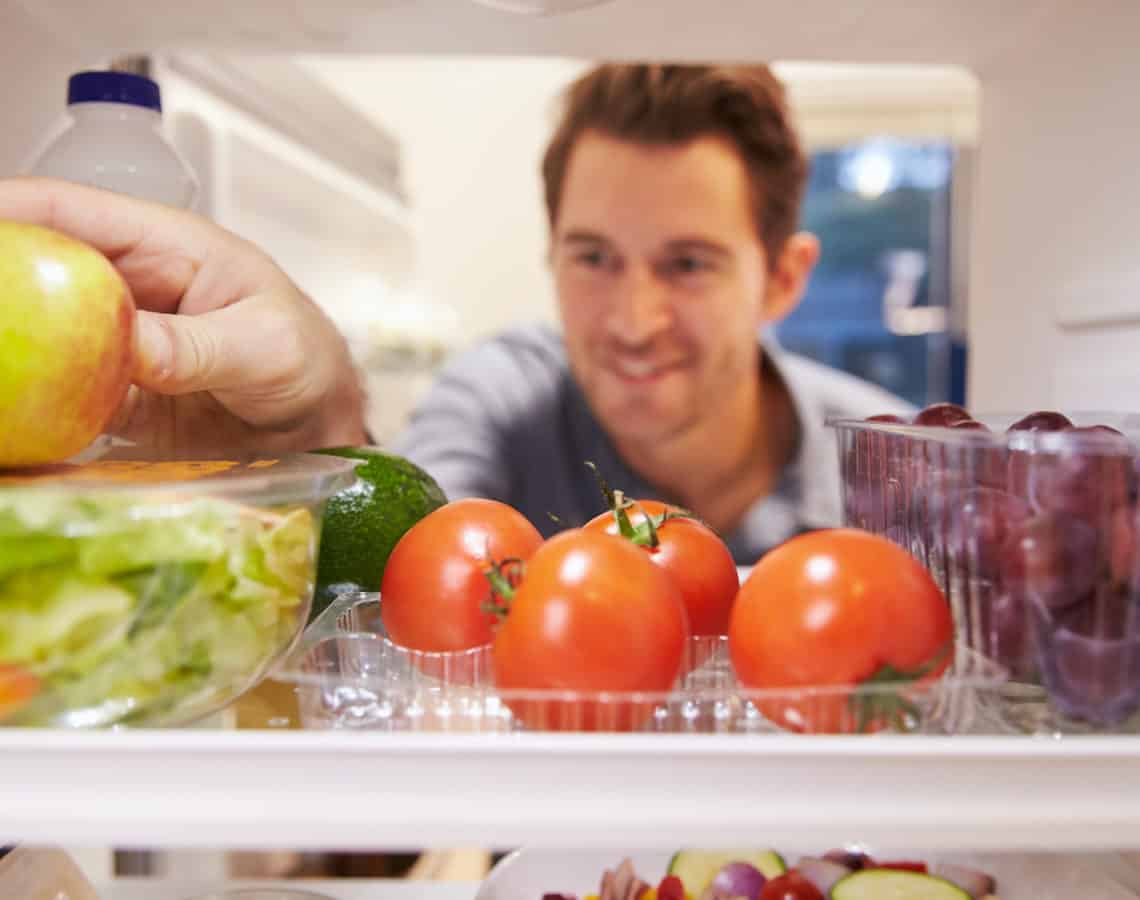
[758,330,845,529]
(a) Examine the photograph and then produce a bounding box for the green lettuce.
[0,489,315,727]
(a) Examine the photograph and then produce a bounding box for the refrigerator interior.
[4,0,1140,894]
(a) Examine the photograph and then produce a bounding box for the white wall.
[0,6,94,176]
[301,55,588,344]
[967,4,1140,413]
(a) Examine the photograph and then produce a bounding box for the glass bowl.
[0,450,359,728]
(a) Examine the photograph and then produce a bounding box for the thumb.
[134,308,240,396]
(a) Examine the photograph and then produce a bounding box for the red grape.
[1027,446,1134,522]
[980,589,1035,679]
[1069,424,1126,438]
[843,422,909,531]
[865,413,908,424]
[949,488,1031,579]
[1033,604,1140,725]
[1112,506,1136,587]
[1008,410,1073,432]
[1000,514,1098,611]
[1055,587,1137,640]
[913,402,972,428]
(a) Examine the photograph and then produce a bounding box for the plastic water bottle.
[25,69,198,209]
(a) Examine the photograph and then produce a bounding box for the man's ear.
[760,232,820,325]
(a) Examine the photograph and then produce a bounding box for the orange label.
[0,459,280,485]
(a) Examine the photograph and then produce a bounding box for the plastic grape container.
[833,408,1140,734]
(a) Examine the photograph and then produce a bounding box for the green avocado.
[310,446,448,622]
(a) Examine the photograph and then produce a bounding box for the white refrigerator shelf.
[4,730,1140,852]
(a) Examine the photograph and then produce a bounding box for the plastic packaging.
[832,410,1140,734]
[25,70,198,209]
[276,592,1004,735]
[0,450,359,729]
[0,845,101,900]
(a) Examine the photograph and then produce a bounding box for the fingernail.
[135,312,173,383]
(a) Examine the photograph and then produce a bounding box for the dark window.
[775,137,964,408]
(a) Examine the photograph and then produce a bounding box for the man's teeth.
[614,359,661,378]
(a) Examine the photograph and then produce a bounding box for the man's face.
[552,130,774,446]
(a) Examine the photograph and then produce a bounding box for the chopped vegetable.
[823,850,875,871]
[709,862,766,900]
[549,849,996,900]
[655,875,686,900]
[757,872,823,900]
[794,857,851,895]
[928,863,997,899]
[0,664,39,721]
[830,870,970,900]
[667,850,785,896]
[877,861,929,875]
[596,858,651,900]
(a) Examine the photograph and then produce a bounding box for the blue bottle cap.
[67,71,162,112]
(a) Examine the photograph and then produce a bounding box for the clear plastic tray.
[832,410,1140,735]
[274,592,1006,735]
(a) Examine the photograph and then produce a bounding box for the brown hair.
[541,63,808,266]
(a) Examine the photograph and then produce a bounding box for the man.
[392,63,912,563]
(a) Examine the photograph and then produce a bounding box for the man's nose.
[606,264,671,345]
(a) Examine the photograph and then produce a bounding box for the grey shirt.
[390,325,914,565]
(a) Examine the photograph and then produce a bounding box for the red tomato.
[585,499,739,636]
[380,498,543,653]
[729,528,953,734]
[876,861,928,874]
[492,528,690,731]
[758,871,825,900]
[0,664,39,722]
[655,875,686,900]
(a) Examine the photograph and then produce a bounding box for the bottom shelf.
[3,731,1140,851]
[101,878,478,900]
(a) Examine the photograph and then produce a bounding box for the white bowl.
[475,847,1138,900]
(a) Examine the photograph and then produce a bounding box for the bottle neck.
[68,102,162,123]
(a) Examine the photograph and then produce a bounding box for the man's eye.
[575,249,614,270]
[667,256,713,275]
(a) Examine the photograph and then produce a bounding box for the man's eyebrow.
[664,237,732,259]
[558,229,609,245]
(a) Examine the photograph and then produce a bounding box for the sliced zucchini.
[667,849,786,894]
[830,869,971,900]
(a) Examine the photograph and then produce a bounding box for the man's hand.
[0,177,368,455]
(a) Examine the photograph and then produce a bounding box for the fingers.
[133,302,294,397]
[134,310,225,394]
[132,296,331,428]
[122,297,366,449]
[0,176,283,315]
